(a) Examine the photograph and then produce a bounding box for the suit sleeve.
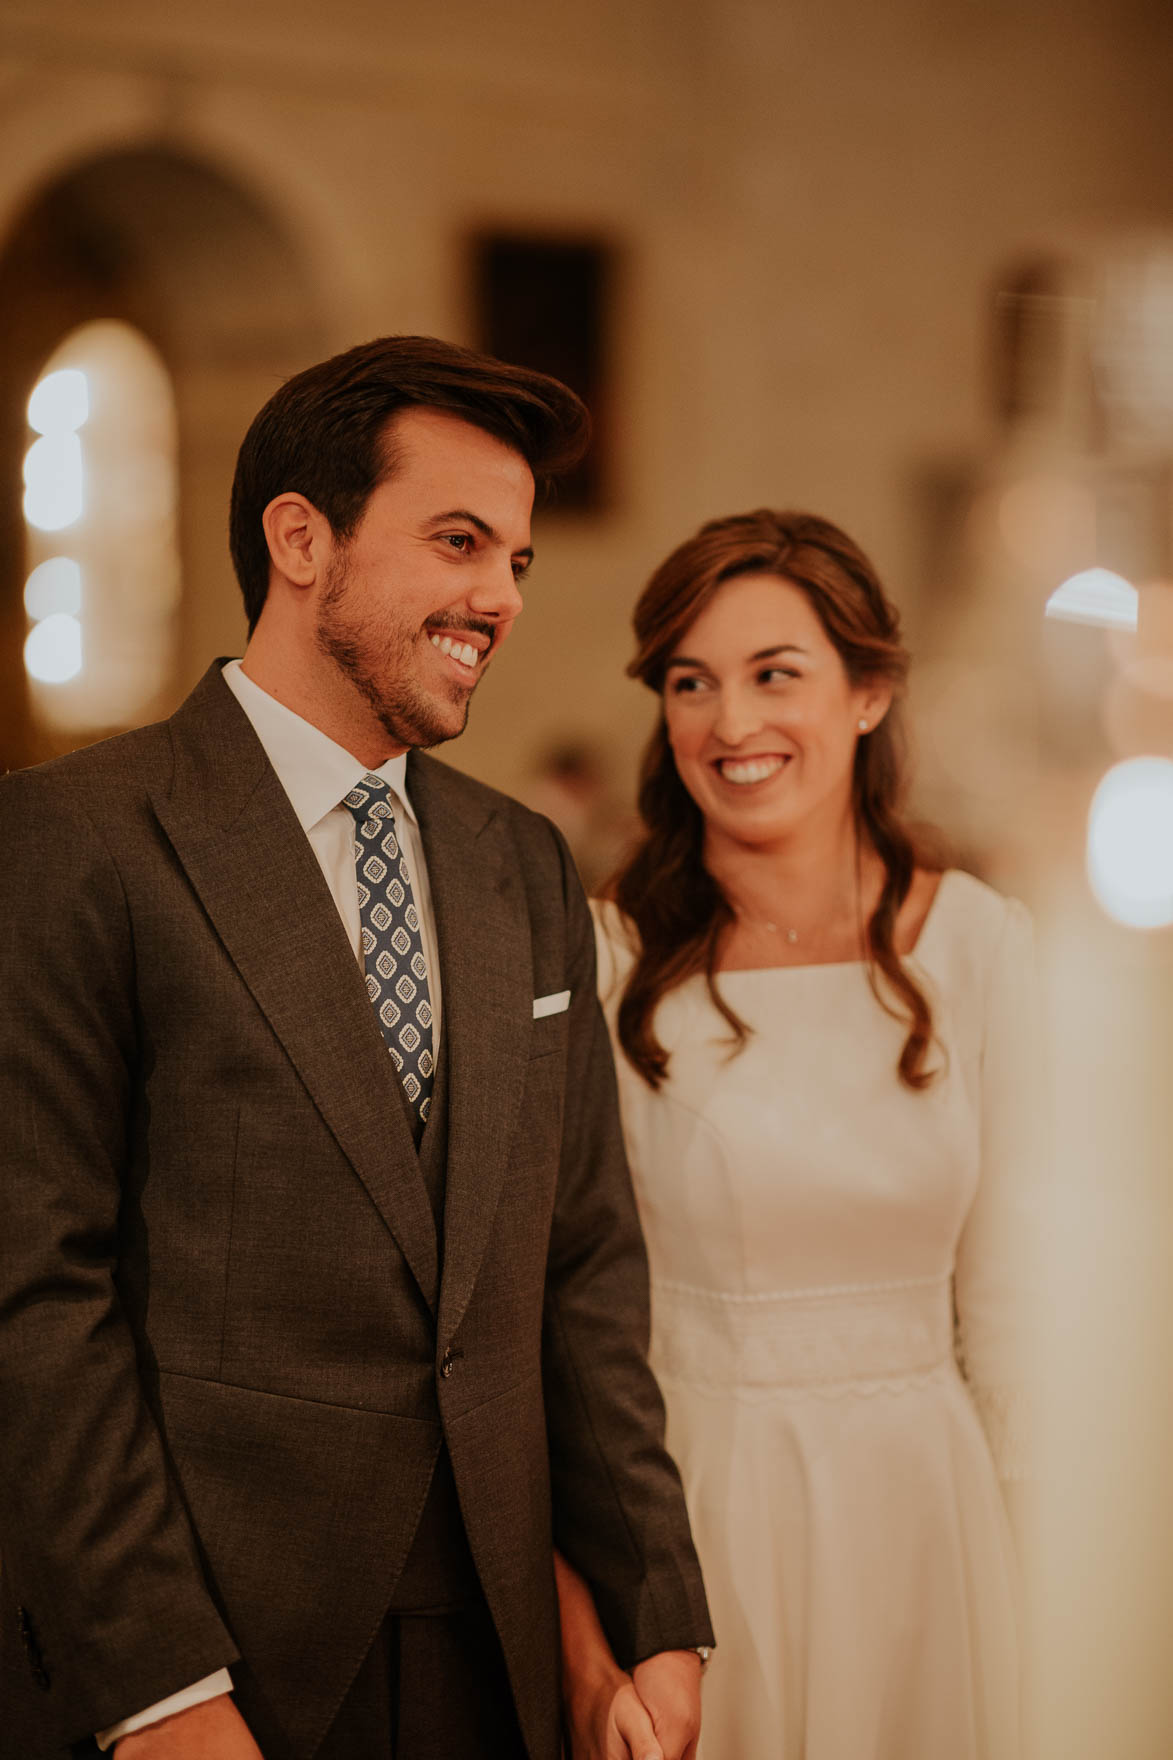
[538,825,714,1666]
[0,769,238,1738]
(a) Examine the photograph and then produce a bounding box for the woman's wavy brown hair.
[610,508,939,1092]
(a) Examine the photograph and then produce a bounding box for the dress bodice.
[593,873,1039,1450]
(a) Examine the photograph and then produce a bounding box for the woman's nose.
[711,689,764,748]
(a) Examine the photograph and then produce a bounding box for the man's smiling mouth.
[429,632,481,671]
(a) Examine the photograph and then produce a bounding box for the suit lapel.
[408,753,533,1343]
[151,666,439,1311]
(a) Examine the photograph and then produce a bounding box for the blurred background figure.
[3,1,1173,1755]
[914,234,1173,892]
[520,738,636,893]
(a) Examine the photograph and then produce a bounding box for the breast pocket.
[529,1009,570,1060]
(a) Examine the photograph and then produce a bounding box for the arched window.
[21,319,180,735]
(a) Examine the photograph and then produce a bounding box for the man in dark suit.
[0,337,713,1759]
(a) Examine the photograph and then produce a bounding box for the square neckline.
[714,868,956,977]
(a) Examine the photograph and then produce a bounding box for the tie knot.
[343,774,394,824]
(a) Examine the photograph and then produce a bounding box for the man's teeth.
[719,756,785,785]
[430,634,479,669]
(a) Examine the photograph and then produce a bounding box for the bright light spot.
[27,368,89,435]
[23,613,83,684]
[22,433,83,531]
[1087,756,1173,928]
[22,321,180,733]
[1046,568,1138,632]
[24,557,82,621]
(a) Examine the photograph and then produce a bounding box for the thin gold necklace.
[731,866,864,951]
[735,911,812,947]
[761,919,799,944]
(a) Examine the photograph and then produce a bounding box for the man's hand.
[562,1658,666,1760]
[630,1650,702,1760]
[113,1695,264,1758]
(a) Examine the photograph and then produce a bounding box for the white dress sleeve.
[589,897,637,1005]
[952,896,1046,1482]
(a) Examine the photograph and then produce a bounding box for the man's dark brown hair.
[229,334,591,632]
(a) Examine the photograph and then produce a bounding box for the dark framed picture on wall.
[469,230,616,514]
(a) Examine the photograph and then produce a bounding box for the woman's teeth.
[718,756,785,785]
[430,633,480,670]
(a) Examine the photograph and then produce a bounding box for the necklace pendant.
[786,927,799,945]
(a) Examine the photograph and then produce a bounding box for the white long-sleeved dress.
[593,871,1036,1760]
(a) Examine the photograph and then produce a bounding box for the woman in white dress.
[557,510,1034,1760]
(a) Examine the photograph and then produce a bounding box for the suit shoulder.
[409,752,564,854]
[1,716,173,818]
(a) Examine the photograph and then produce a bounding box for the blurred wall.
[1,0,1172,793]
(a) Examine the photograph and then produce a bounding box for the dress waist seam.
[649,1273,955,1391]
[651,1271,949,1306]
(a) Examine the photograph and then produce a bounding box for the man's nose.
[468,558,525,623]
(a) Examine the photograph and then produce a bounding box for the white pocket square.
[533,990,571,1019]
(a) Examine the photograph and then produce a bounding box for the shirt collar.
[221,658,417,832]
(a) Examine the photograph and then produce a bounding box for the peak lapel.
[408,755,532,1343]
[151,667,439,1311]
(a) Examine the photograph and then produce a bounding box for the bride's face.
[662,571,889,850]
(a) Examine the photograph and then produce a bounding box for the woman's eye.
[761,666,798,684]
[669,675,706,695]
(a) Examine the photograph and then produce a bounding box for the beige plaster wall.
[1,0,1171,795]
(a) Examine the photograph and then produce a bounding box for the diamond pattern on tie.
[344,774,434,1131]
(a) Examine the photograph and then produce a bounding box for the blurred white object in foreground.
[1086,756,1173,929]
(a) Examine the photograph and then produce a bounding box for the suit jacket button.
[439,1346,462,1378]
[16,1606,51,1690]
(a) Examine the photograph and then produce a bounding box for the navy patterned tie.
[344,774,435,1133]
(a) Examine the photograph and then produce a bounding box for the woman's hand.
[631,1651,702,1760]
[563,1660,665,1760]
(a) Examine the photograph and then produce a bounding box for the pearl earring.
[857,718,869,732]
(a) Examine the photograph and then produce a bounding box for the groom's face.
[314,405,535,751]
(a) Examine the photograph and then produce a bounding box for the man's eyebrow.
[426,509,534,562]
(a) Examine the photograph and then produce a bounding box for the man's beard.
[314,556,475,751]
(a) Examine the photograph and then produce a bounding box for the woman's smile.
[712,753,789,787]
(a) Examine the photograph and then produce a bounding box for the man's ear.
[262,492,333,590]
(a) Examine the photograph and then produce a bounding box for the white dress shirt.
[96,659,442,1749]
[222,659,442,1033]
